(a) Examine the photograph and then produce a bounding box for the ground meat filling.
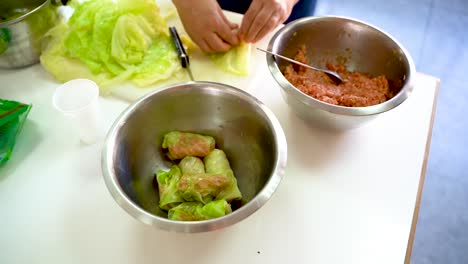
[283,46,394,107]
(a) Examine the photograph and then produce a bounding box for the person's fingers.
[220,12,239,30]
[184,29,210,52]
[174,0,240,53]
[239,0,263,40]
[215,28,239,46]
[205,33,231,53]
[215,18,239,46]
[252,11,282,42]
[229,22,239,30]
[198,38,213,53]
[215,10,239,46]
[184,20,234,52]
[243,7,274,42]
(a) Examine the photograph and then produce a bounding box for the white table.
[0,11,439,264]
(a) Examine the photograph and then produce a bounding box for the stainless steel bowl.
[102,82,287,233]
[0,0,59,68]
[267,16,416,130]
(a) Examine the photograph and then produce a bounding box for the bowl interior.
[108,83,278,219]
[271,16,412,92]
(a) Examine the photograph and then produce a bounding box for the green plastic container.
[0,99,32,165]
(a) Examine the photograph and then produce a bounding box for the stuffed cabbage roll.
[168,200,232,221]
[155,165,184,210]
[177,173,231,203]
[162,131,216,160]
[204,149,242,201]
[179,156,205,174]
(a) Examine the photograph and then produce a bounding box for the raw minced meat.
[283,46,394,107]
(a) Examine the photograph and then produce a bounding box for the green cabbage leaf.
[210,42,251,76]
[40,0,180,92]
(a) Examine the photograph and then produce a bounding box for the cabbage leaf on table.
[210,42,251,76]
[40,0,181,92]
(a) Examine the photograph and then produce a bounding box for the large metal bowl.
[0,0,59,68]
[267,16,416,130]
[102,82,287,233]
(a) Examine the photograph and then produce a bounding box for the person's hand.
[239,0,298,43]
[173,0,239,53]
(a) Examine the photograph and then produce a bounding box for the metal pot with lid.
[0,0,66,68]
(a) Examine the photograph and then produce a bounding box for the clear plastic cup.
[52,79,102,145]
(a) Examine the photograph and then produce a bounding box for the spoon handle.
[256,47,320,71]
[256,47,343,84]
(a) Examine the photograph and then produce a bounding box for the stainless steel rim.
[102,81,288,232]
[267,15,416,116]
[0,0,51,27]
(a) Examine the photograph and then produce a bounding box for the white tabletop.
[0,10,439,264]
[0,66,439,264]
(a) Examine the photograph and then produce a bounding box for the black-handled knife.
[169,26,194,81]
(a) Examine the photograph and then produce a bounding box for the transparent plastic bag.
[0,99,32,165]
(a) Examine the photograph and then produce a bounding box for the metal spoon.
[257,48,344,84]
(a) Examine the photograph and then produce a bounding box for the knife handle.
[169,26,190,68]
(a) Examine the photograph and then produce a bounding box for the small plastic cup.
[52,79,102,145]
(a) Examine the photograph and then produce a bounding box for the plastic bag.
[0,99,32,165]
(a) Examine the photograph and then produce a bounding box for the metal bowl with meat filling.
[266,16,416,131]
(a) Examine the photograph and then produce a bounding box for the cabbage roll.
[168,200,232,221]
[179,156,205,174]
[155,165,184,210]
[177,173,231,203]
[204,149,242,201]
[162,131,215,160]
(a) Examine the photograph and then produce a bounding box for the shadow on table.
[0,121,41,181]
